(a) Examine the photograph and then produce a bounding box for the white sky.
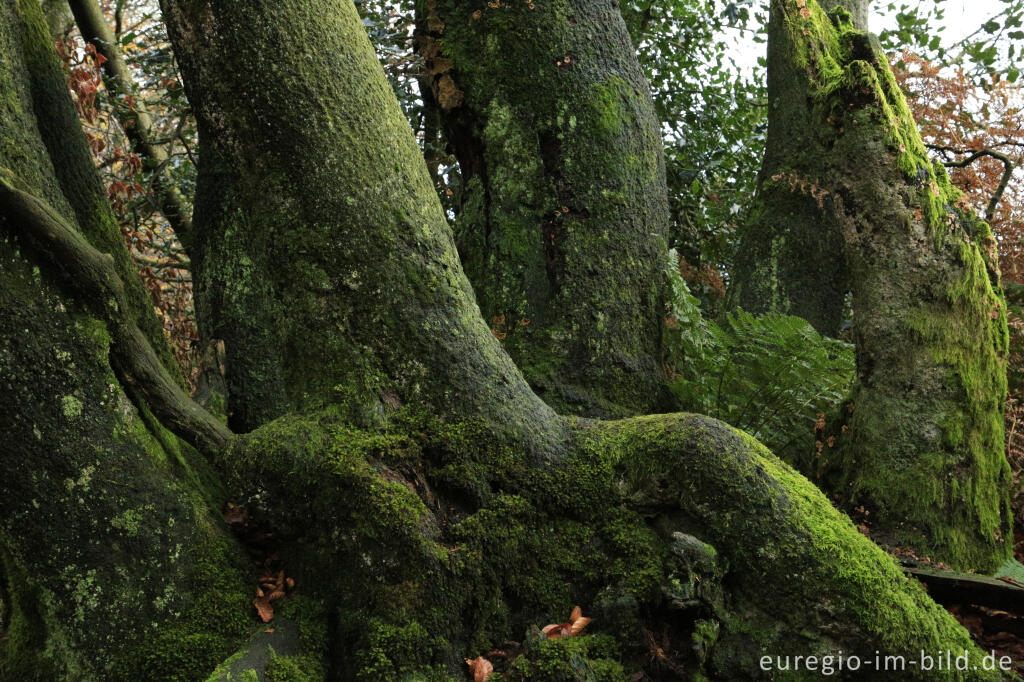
[897,0,1004,39]
[730,0,1016,75]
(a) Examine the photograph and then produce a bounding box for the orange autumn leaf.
[570,617,592,636]
[253,597,274,623]
[542,606,591,639]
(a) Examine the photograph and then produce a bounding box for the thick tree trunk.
[732,0,867,336]
[160,0,562,440]
[155,0,1002,679]
[416,0,673,417]
[759,1,1012,572]
[0,1,250,679]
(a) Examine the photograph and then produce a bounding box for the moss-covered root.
[582,414,1000,681]
[421,0,673,417]
[769,0,1012,571]
[222,408,998,680]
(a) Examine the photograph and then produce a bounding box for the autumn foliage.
[55,12,199,387]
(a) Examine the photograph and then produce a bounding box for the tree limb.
[67,0,194,251]
[926,143,1015,222]
[0,175,231,456]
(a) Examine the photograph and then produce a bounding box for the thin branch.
[133,251,191,270]
[0,175,231,457]
[114,0,125,37]
[926,143,1015,221]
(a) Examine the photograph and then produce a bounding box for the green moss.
[350,620,451,681]
[745,0,1014,572]
[425,0,673,416]
[264,651,323,682]
[113,528,252,682]
[503,634,627,681]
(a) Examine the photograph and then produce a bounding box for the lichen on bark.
[0,2,251,678]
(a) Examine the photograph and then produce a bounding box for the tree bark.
[153,0,1002,678]
[416,0,674,417]
[0,1,250,678]
[160,0,563,440]
[40,0,73,39]
[759,0,1012,572]
[732,0,867,335]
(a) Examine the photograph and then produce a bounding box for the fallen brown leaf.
[570,616,591,636]
[465,656,493,682]
[223,502,246,526]
[253,597,274,623]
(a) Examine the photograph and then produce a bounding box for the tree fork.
[731,0,867,335]
[158,0,1004,678]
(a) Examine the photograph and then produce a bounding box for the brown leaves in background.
[894,52,1023,281]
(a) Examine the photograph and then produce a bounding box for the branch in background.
[133,251,190,270]
[113,0,126,37]
[928,143,1016,222]
[0,174,231,457]
[67,0,194,251]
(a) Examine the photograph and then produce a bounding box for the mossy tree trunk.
[759,0,1012,572]
[415,0,673,417]
[732,0,867,336]
[1,0,1011,677]
[151,0,1003,679]
[0,1,250,679]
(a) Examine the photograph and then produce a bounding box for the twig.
[927,143,1015,221]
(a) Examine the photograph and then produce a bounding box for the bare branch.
[926,143,1015,221]
[68,0,194,250]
